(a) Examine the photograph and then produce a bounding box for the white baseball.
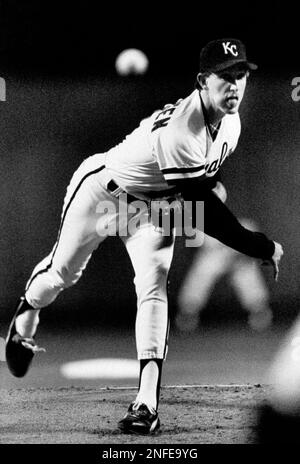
[115,48,149,76]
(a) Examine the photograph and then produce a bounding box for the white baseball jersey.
[105,89,241,198]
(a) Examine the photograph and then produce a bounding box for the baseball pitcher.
[6,38,283,435]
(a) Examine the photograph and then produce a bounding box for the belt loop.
[107,179,124,198]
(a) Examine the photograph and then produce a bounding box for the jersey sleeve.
[154,125,207,182]
[181,186,275,260]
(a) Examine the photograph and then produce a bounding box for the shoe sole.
[118,417,160,435]
[5,338,34,377]
[5,298,35,377]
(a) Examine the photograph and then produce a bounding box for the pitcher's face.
[205,65,249,114]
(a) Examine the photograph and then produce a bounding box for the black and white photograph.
[0,0,299,455]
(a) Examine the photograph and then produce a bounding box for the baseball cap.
[199,38,258,73]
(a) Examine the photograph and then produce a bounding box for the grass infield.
[0,384,267,444]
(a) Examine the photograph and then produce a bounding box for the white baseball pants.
[25,153,175,360]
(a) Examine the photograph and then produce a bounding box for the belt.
[106,179,138,203]
[106,179,179,202]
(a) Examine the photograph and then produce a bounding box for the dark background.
[0,1,297,75]
[0,1,299,329]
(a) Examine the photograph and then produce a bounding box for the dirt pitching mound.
[0,384,268,444]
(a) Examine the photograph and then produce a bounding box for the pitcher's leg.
[124,224,175,361]
[6,214,104,377]
[25,222,103,310]
[24,155,108,310]
[15,225,101,344]
[121,224,175,414]
[6,156,110,377]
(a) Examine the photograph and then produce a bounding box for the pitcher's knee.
[25,265,82,309]
[25,288,61,309]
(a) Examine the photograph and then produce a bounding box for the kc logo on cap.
[222,41,238,57]
[199,38,257,73]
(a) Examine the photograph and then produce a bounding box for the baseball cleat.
[118,402,160,435]
[5,297,45,378]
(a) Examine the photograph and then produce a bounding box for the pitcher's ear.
[197,72,209,90]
